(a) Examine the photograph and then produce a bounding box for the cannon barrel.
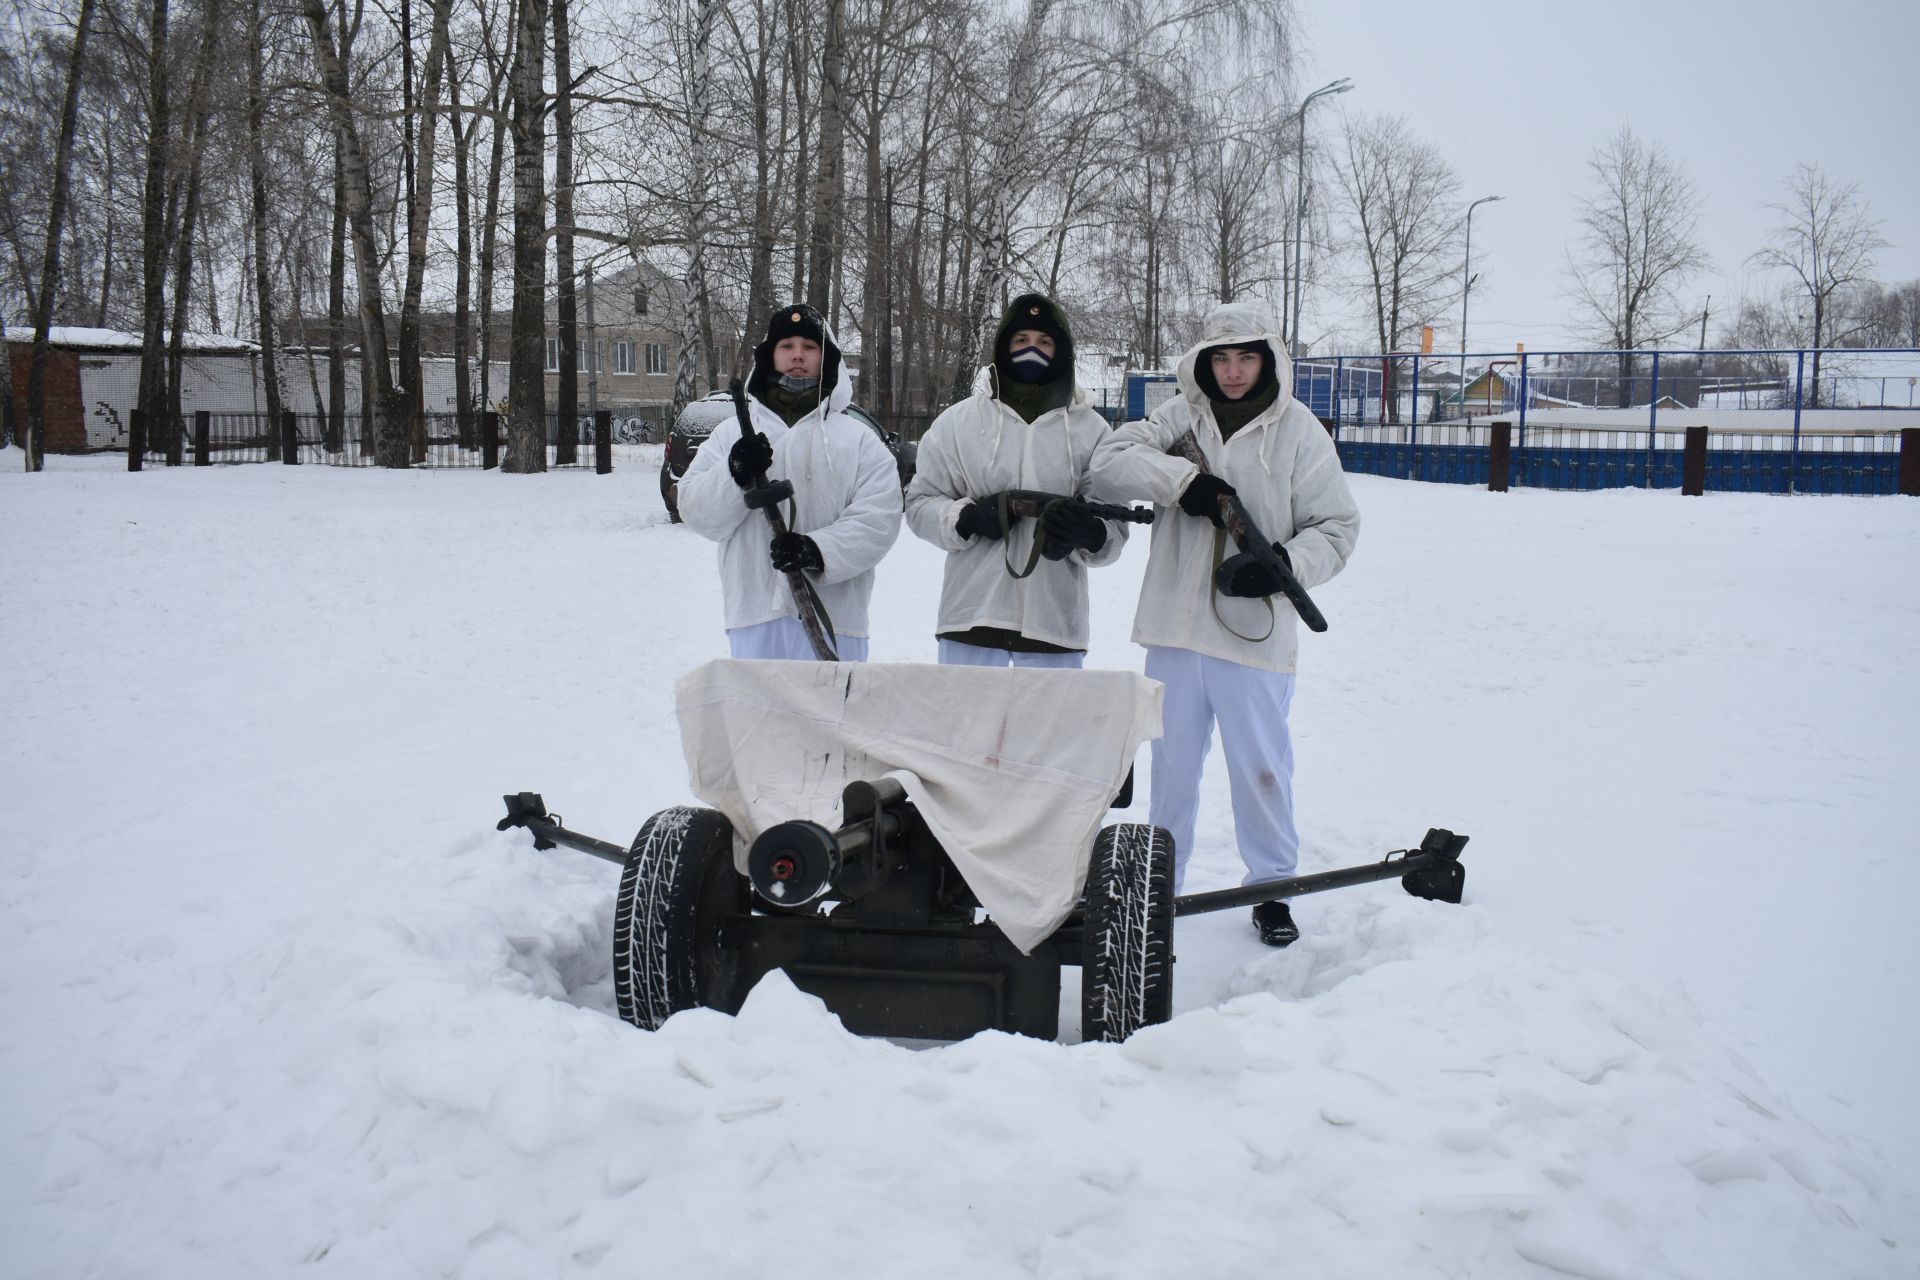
[746,777,909,907]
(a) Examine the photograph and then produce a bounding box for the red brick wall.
[7,343,88,452]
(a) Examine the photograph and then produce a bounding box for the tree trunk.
[446,41,473,447]
[670,0,715,421]
[302,0,406,465]
[97,126,115,328]
[805,0,845,317]
[136,0,171,467]
[551,0,578,463]
[246,0,283,447]
[399,0,451,463]
[476,0,516,426]
[787,0,811,304]
[166,0,223,459]
[502,0,549,471]
[25,0,96,472]
[325,0,353,456]
[855,77,882,408]
[739,10,775,378]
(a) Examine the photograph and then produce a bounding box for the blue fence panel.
[1312,346,1915,495]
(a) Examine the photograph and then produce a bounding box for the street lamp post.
[1459,194,1503,416]
[1288,77,1351,357]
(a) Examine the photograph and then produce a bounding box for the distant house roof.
[3,326,259,354]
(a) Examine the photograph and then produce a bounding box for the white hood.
[1173,300,1294,408]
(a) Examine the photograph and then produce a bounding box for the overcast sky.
[1292,0,1919,356]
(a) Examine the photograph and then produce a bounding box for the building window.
[645,342,667,375]
[633,286,649,317]
[547,338,591,371]
[613,341,635,375]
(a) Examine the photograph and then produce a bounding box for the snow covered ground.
[2,445,1916,1278]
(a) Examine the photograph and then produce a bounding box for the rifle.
[729,378,839,660]
[989,490,1153,580]
[1166,431,1329,634]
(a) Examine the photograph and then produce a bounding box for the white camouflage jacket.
[676,329,903,639]
[904,368,1127,651]
[1087,301,1359,673]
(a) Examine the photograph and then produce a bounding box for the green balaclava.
[991,293,1075,423]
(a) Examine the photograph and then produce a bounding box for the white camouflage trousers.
[1144,645,1297,893]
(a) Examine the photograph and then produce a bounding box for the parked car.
[659,391,918,523]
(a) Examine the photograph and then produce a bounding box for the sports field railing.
[1301,348,1919,495]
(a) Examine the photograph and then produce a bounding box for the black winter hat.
[1193,342,1277,404]
[1000,296,1068,351]
[993,293,1075,390]
[747,301,842,400]
[765,303,827,346]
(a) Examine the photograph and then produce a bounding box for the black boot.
[1252,901,1298,948]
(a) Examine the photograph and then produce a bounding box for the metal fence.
[133,408,640,470]
[1303,348,1919,495]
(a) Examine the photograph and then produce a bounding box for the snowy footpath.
[2,447,1916,1278]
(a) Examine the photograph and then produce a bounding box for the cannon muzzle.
[746,777,908,907]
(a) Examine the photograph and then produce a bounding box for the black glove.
[956,495,1015,542]
[1177,473,1236,525]
[1039,498,1108,560]
[1221,542,1291,598]
[769,531,824,574]
[728,432,774,487]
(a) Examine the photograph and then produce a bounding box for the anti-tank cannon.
[497,660,1468,1043]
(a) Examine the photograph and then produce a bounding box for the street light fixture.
[1459,194,1503,415]
[1288,77,1352,356]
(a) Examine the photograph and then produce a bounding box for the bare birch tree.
[302,0,406,464]
[1750,163,1888,407]
[1333,113,1461,419]
[135,0,171,465]
[1565,125,1709,406]
[244,0,283,451]
[502,0,548,471]
[670,0,716,420]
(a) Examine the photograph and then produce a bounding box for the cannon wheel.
[1080,823,1175,1043]
[613,806,748,1030]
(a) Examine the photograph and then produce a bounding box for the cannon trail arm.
[1172,829,1467,916]
[497,792,630,864]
